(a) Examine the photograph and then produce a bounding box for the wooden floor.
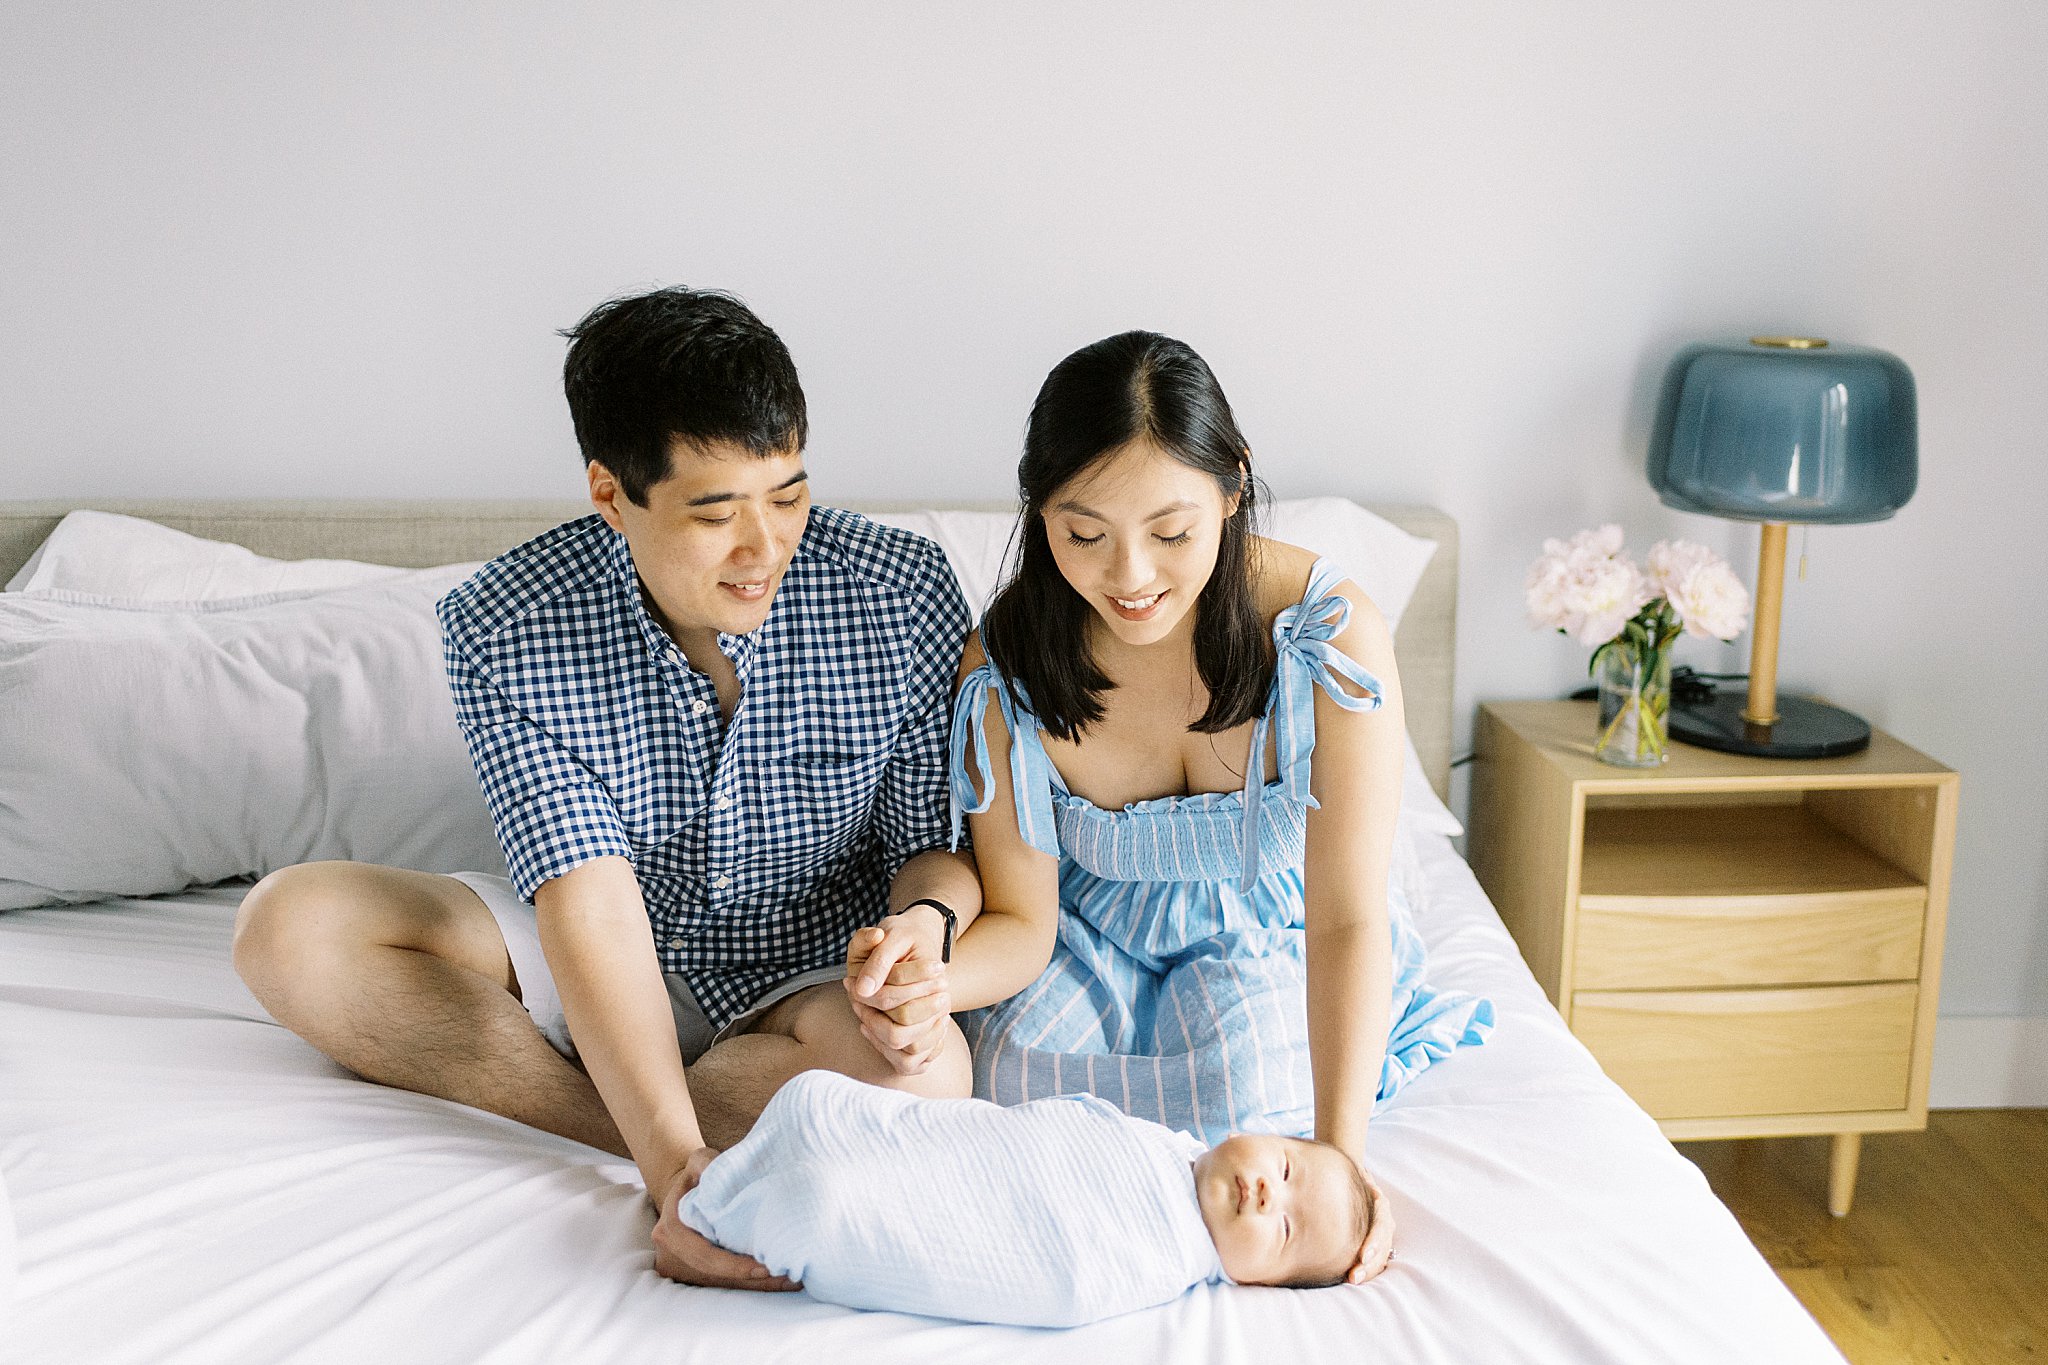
[1678,1110,2048,1364]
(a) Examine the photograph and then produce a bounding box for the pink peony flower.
[1647,539,1751,641]
[1524,524,1654,646]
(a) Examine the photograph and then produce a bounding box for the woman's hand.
[651,1149,799,1291]
[843,909,953,1075]
[1346,1165,1397,1284]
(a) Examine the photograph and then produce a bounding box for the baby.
[675,1069,1371,1327]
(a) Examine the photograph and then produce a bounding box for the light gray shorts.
[449,872,846,1066]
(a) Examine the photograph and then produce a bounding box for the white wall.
[5,4,2044,1084]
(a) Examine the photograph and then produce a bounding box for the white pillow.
[863,509,1021,620]
[1401,735,1462,837]
[867,498,1436,631]
[4,509,413,599]
[0,571,507,911]
[1268,498,1438,634]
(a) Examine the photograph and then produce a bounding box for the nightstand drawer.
[1571,983,1917,1119]
[1573,888,1926,990]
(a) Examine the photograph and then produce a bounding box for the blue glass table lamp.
[1648,336,1917,758]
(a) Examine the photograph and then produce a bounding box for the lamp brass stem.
[1745,522,1787,726]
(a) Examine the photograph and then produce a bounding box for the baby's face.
[1192,1135,1362,1287]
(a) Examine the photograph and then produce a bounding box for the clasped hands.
[842,902,953,1074]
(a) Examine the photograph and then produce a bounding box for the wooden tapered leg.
[1828,1132,1862,1217]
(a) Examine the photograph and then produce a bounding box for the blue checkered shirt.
[437,508,969,1031]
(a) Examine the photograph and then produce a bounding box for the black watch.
[902,897,956,963]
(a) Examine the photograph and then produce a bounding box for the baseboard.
[1929,1015,2048,1108]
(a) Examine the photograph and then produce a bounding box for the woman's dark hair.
[980,331,1271,743]
[559,286,807,506]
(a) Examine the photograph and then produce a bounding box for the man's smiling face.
[590,438,811,651]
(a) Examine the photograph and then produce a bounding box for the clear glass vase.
[1594,644,1671,767]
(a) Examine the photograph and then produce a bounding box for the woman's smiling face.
[1041,439,1240,650]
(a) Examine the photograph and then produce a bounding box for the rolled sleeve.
[442,612,632,901]
[490,781,633,900]
[873,552,972,879]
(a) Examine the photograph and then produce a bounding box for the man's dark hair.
[559,286,807,506]
[980,330,1271,742]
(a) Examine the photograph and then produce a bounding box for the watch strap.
[903,897,956,963]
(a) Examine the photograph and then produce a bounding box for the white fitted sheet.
[0,835,1843,1364]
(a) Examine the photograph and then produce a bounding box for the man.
[234,286,979,1289]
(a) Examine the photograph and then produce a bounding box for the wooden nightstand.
[1468,700,1958,1216]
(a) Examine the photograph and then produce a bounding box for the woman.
[851,331,1490,1282]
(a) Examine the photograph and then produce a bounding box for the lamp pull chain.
[1799,523,1811,580]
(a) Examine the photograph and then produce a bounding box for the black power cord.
[1566,665,1746,704]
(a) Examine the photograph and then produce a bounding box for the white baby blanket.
[679,1070,1223,1327]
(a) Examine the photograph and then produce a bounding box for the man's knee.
[233,861,365,994]
[233,862,509,1005]
[824,1008,972,1101]
[874,1016,972,1101]
[767,986,972,1099]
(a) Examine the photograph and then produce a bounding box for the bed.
[0,498,1845,1364]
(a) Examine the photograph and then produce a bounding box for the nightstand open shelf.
[1581,803,1921,901]
[1468,700,1958,1217]
[1576,804,1928,991]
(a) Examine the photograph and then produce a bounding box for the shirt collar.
[606,523,765,678]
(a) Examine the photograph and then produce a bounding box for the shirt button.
[665,937,684,951]
[666,646,682,665]
[714,795,734,811]
[691,699,710,715]
[711,873,731,890]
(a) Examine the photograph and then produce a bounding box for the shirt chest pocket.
[754,749,894,867]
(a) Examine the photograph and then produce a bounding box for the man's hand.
[1346,1164,1397,1284]
[843,909,952,1075]
[650,1148,798,1291]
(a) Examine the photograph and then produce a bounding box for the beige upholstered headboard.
[0,498,1459,799]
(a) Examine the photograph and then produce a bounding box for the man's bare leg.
[237,864,966,1156]
[687,983,970,1151]
[233,861,627,1157]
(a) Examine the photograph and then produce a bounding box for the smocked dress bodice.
[948,558,1381,890]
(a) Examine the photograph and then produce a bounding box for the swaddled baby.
[677,1069,1371,1327]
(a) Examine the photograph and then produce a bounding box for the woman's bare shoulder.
[957,629,989,681]
[1250,535,1319,617]
[1252,535,1388,627]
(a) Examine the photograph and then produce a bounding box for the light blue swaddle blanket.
[679,1070,1224,1327]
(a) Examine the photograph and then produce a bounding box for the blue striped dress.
[949,559,1493,1142]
